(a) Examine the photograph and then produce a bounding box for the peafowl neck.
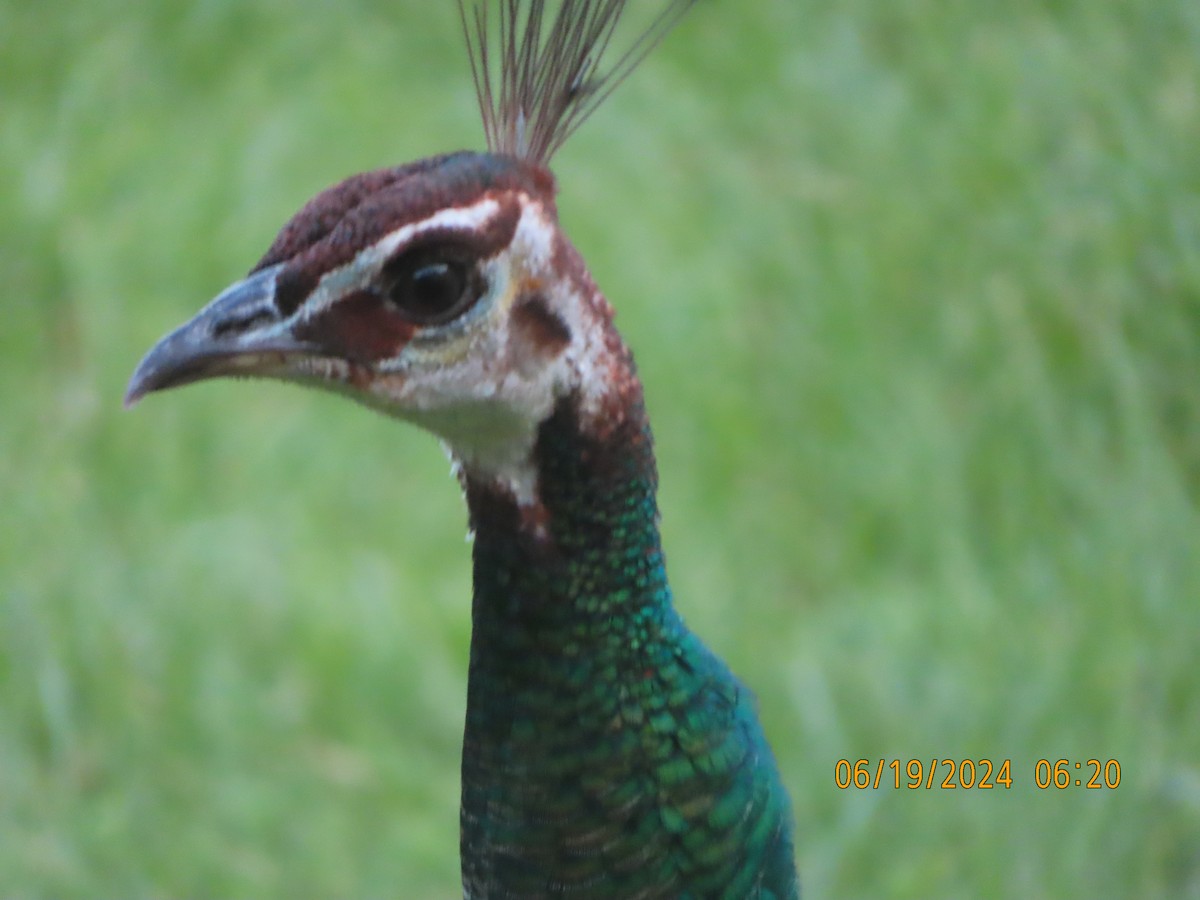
[464,385,671,644]
[461,381,684,748]
[460,384,680,890]
[456,378,798,898]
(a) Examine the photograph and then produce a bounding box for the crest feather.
[459,0,697,164]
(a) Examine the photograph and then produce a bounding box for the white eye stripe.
[295,197,503,321]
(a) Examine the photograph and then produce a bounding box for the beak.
[124,264,318,407]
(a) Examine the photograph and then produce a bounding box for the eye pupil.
[412,263,460,312]
[385,255,477,324]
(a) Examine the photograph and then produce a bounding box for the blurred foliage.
[1,1,1198,897]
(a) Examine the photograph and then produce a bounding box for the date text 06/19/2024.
[834,758,1122,790]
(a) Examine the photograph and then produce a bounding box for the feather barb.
[459,0,697,164]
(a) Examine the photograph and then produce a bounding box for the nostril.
[212,307,274,338]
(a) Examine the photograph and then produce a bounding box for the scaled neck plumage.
[457,378,701,896]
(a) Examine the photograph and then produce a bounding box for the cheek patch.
[511,292,571,359]
[296,290,417,362]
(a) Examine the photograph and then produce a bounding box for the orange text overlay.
[834,759,1122,790]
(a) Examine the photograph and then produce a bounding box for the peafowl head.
[126,1,694,506]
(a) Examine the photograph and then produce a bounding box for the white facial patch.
[411,200,621,508]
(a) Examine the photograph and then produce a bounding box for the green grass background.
[3,1,1198,897]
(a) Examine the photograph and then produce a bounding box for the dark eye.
[385,253,480,324]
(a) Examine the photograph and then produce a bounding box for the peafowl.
[126,2,799,896]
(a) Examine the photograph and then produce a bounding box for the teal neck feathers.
[460,391,799,898]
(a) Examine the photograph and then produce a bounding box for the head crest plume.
[459,0,697,164]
